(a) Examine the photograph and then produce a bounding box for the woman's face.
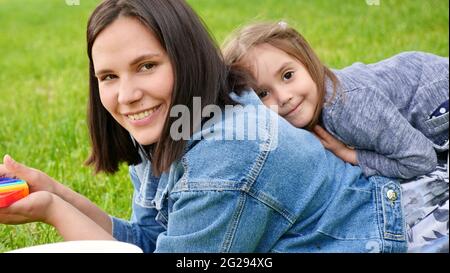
[244,43,319,128]
[92,16,173,145]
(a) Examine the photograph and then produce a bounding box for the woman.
[0,0,406,253]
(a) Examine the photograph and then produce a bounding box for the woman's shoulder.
[182,91,277,185]
[181,90,323,187]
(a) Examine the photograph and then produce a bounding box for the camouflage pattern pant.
[401,153,449,253]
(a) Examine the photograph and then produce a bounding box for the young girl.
[222,22,449,252]
[223,22,449,180]
[0,0,407,253]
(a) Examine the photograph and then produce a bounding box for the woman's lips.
[126,104,162,126]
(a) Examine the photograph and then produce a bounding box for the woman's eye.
[101,74,117,81]
[140,63,155,72]
[282,71,294,81]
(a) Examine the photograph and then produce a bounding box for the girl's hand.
[313,125,358,165]
[0,155,58,194]
[0,191,56,225]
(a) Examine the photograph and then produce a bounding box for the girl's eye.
[140,63,155,72]
[257,89,270,99]
[282,71,294,81]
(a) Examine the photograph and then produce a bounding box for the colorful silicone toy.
[0,177,29,208]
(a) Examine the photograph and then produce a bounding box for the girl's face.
[92,17,173,145]
[244,43,318,128]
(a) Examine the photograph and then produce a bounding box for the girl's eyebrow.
[95,53,160,76]
[274,61,294,78]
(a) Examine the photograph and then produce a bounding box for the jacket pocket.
[317,177,380,240]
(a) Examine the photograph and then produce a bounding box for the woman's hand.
[313,125,358,165]
[0,155,114,239]
[0,155,58,194]
[1,155,114,236]
[0,191,115,241]
[0,191,56,225]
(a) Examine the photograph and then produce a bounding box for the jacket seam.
[242,112,275,192]
[247,188,295,224]
[221,192,247,252]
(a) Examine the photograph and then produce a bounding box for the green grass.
[0,0,448,252]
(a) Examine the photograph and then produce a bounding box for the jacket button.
[386,189,398,201]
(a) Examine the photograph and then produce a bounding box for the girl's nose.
[275,88,293,108]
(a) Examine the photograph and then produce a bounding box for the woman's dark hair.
[85,0,250,175]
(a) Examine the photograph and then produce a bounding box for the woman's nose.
[118,78,143,105]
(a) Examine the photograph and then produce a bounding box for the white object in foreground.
[6,240,143,253]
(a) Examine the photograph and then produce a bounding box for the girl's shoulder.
[335,51,447,84]
[329,50,447,97]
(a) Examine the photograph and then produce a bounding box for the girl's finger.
[312,132,326,144]
[312,133,331,148]
[313,126,332,142]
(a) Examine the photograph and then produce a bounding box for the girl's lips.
[285,101,302,117]
[126,104,162,126]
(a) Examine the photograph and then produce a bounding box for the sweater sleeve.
[324,86,437,179]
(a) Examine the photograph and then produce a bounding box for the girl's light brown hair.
[223,21,339,130]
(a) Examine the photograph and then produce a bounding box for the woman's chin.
[132,133,159,146]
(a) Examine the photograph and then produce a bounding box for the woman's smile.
[124,104,162,126]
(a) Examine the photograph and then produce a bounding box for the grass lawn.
[0,0,448,252]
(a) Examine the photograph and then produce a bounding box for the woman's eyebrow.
[95,53,160,76]
[129,53,160,66]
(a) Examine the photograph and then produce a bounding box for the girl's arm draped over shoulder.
[326,87,437,179]
[323,52,448,179]
[313,125,357,165]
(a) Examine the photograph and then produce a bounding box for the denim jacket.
[322,51,449,179]
[111,91,407,253]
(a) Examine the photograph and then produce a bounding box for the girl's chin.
[290,117,310,129]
